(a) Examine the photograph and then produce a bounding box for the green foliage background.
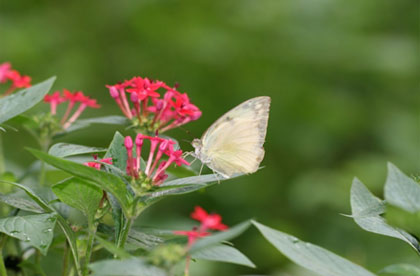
[0,0,418,275]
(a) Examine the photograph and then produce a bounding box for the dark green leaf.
[104,131,127,171]
[190,220,251,252]
[0,77,56,124]
[351,178,420,253]
[52,177,103,224]
[192,244,255,268]
[253,221,376,276]
[48,143,106,158]
[385,163,420,213]
[380,264,420,276]
[0,213,57,255]
[89,258,167,276]
[28,148,133,217]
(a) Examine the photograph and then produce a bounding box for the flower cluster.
[0,62,31,96]
[43,89,100,129]
[107,76,201,133]
[124,134,189,189]
[174,206,228,275]
[174,206,228,245]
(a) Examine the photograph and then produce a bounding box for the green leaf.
[385,205,420,238]
[61,115,129,134]
[142,173,244,204]
[52,177,102,224]
[104,131,127,172]
[252,221,376,276]
[127,228,164,251]
[380,264,420,276]
[95,236,132,259]
[48,143,106,158]
[350,178,420,253]
[190,220,251,252]
[192,244,255,268]
[0,193,44,213]
[0,213,57,255]
[161,173,242,187]
[0,77,56,124]
[0,180,81,275]
[28,148,133,217]
[89,258,167,276]
[385,163,420,213]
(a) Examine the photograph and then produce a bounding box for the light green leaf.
[0,180,81,275]
[0,213,57,255]
[380,264,420,276]
[62,115,129,134]
[351,178,420,253]
[0,193,44,213]
[253,221,376,276]
[143,173,244,204]
[89,258,167,276]
[28,148,133,217]
[0,77,56,124]
[192,244,255,268]
[52,177,102,224]
[95,236,132,259]
[385,163,420,213]
[161,173,243,187]
[48,143,106,158]
[190,220,251,252]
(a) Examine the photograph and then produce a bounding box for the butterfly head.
[191,138,202,152]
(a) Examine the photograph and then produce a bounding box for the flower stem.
[0,234,8,276]
[0,134,5,175]
[83,224,97,276]
[62,242,70,276]
[116,217,133,250]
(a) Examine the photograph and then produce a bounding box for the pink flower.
[43,91,66,115]
[107,76,201,133]
[43,89,100,129]
[84,155,113,170]
[191,206,228,231]
[124,134,189,186]
[0,62,32,96]
[0,62,11,83]
[174,229,210,245]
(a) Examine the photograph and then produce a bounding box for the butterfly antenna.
[179,126,195,139]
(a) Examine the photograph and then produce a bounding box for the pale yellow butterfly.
[192,96,271,178]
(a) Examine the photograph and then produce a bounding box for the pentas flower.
[174,207,228,276]
[124,134,189,189]
[43,89,100,129]
[107,76,201,133]
[0,62,32,96]
[84,155,113,170]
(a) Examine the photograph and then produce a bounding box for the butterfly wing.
[200,96,270,177]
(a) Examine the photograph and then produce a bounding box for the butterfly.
[192,96,271,178]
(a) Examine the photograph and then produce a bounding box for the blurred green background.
[0,0,419,275]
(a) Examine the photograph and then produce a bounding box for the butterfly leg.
[199,162,205,176]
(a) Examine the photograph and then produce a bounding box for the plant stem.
[62,242,70,276]
[117,217,133,250]
[0,234,8,276]
[0,134,5,174]
[83,224,97,276]
[38,137,50,186]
